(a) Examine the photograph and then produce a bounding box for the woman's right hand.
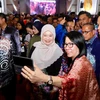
[21,63,48,83]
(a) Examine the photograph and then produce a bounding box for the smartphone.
[13,55,34,74]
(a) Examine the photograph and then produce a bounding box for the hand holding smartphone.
[13,55,34,74]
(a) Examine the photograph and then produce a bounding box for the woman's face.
[16,23,22,30]
[42,31,54,46]
[64,37,79,60]
[32,26,39,34]
[26,27,33,35]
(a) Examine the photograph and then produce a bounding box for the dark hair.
[65,31,86,57]
[65,17,74,27]
[70,12,75,15]
[64,31,86,70]
[58,14,65,19]
[78,11,92,19]
[0,13,7,22]
[25,22,33,29]
[17,21,27,35]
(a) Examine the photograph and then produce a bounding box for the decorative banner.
[78,0,98,15]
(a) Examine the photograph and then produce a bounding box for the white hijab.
[31,24,63,69]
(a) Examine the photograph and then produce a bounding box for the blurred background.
[0,0,100,15]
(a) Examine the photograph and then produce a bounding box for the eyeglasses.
[64,43,74,48]
[82,30,92,34]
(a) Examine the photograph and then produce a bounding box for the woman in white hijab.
[27,24,63,100]
[29,24,63,75]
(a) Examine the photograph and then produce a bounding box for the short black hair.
[0,13,7,22]
[64,31,86,58]
[25,22,33,29]
[63,31,86,73]
[78,11,92,19]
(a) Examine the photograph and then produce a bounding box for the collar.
[86,34,97,45]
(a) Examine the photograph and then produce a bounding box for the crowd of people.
[30,1,56,15]
[0,10,100,100]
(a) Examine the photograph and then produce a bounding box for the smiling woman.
[25,24,63,100]
[30,24,63,70]
[21,31,100,100]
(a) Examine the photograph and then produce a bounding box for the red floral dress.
[58,56,100,100]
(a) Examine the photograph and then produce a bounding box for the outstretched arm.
[21,63,63,88]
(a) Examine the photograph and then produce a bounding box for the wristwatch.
[47,76,53,85]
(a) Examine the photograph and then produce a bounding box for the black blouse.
[28,46,62,76]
